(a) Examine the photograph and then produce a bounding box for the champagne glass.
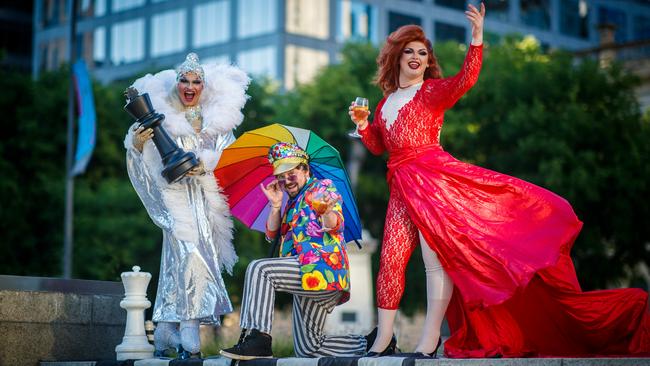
[348,97,369,138]
[311,191,330,215]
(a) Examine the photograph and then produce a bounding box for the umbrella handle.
[353,239,362,250]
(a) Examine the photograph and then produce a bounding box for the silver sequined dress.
[124,65,249,324]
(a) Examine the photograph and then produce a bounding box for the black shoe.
[154,345,182,359]
[427,337,442,358]
[177,349,201,359]
[220,329,273,360]
[153,349,173,359]
[363,327,397,357]
[397,337,442,359]
[393,352,433,359]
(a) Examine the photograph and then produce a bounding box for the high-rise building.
[32,0,650,87]
[1,1,34,72]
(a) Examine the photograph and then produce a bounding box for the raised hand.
[260,180,284,208]
[465,2,485,45]
[185,160,206,177]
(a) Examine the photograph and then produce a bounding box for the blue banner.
[71,60,97,176]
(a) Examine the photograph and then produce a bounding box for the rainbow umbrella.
[215,123,362,244]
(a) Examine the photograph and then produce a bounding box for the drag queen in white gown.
[124,53,249,358]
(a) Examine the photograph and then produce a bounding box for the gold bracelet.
[271,204,281,209]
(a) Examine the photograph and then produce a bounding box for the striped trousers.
[239,256,367,357]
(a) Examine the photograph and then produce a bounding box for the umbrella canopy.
[214,123,362,243]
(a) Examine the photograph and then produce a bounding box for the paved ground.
[40,356,650,366]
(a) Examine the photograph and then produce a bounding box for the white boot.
[154,321,181,353]
[180,319,201,355]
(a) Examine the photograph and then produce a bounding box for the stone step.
[39,356,650,366]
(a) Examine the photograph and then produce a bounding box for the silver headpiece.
[176,52,205,81]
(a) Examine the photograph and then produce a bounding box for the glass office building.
[32,0,650,87]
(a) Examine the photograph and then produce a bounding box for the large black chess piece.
[124,87,199,183]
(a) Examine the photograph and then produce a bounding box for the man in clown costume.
[220,142,367,360]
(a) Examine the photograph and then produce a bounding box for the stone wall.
[0,275,125,366]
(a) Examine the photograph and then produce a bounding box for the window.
[488,0,509,21]
[79,0,106,17]
[286,0,329,39]
[151,9,186,57]
[203,55,231,65]
[93,27,106,66]
[341,311,357,322]
[520,0,551,30]
[238,0,277,38]
[435,21,465,43]
[388,11,421,34]
[338,0,378,43]
[40,37,67,71]
[111,18,144,64]
[112,0,145,13]
[284,45,329,89]
[633,15,650,41]
[435,0,465,11]
[193,1,230,47]
[237,46,277,79]
[598,6,628,42]
[560,0,589,39]
[43,0,67,26]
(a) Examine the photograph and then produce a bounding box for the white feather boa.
[131,63,250,138]
[124,63,250,274]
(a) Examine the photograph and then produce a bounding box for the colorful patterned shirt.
[266,177,351,304]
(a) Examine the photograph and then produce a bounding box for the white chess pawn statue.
[115,266,155,360]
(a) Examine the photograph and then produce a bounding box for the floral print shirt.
[266,177,351,304]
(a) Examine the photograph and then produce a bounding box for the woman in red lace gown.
[351,3,649,358]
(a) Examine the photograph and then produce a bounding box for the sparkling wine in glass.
[349,97,369,138]
[311,191,330,215]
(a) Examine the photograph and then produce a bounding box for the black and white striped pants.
[239,256,367,357]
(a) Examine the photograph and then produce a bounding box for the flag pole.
[63,0,78,279]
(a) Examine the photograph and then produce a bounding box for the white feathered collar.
[130,64,250,137]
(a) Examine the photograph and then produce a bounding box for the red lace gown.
[359,44,649,357]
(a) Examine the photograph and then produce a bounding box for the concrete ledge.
[39,357,650,366]
[1,275,125,366]
[0,275,124,295]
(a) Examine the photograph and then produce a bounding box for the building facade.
[1,1,33,72]
[32,0,650,87]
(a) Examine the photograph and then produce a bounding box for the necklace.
[184,105,203,133]
[398,80,423,89]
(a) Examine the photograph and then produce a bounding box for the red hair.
[374,25,442,95]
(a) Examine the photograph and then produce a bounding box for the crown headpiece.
[176,53,205,81]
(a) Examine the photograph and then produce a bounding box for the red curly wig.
[374,25,442,95]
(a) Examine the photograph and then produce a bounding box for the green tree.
[1,68,69,277]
